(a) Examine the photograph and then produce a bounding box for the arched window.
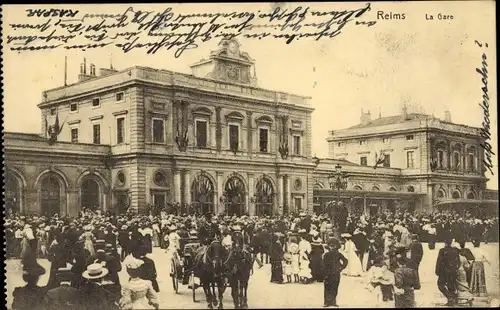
[81,178,100,210]
[353,185,363,190]
[255,178,274,216]
[5,173,21,215]
[467,192,475,199]
[435,141,447,169]
[191,174,215,214]
[372,186,380,191]
[388,186,397,191]
[437,189,446,199]
[407,186,415,192]
[452,190,461,199]
[467,146,476,172]
[224,176,246,216]
[41,176,61,216]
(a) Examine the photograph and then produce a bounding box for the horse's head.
[206,240,226,274]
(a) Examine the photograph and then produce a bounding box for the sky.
[2,2,498,188]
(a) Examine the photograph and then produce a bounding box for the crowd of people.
[5,207,498,309]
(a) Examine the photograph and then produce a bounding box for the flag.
[44,116,49,138]
[54,113,60,134]
[373,151,386,169]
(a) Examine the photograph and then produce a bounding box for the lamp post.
[328,164,349,227]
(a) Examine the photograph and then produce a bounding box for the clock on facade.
[228,41,238,54]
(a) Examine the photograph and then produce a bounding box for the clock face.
[229,42,238,54]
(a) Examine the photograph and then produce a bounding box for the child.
[365,257,394,307]
[288,237,300,283]
[283,253,293,283]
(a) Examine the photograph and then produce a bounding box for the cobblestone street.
[6,242,499,309]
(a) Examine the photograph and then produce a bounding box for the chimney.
[360,108,371,125]
[80,63,85,74]
[90,64,96,76]
[444,110,452,122]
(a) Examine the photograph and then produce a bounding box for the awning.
[314,188,426,199]
[434,199,499,207]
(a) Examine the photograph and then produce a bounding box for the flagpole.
[64,56,68,86]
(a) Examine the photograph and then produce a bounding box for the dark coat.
[12,286,47,310]
[435,246,460,277]
[45,284,82,310]
[138,256,160,292]
[409,241,423,267]
[322,250,348,278]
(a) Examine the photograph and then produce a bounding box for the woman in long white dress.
[120,257,160,309]
[342,234,363,277]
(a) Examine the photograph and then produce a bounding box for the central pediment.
[190,38,258,86]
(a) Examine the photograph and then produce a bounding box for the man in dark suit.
[407,234,423,278]
[435,236,460,306]
[322,238,348,307]
[45,268,81,310]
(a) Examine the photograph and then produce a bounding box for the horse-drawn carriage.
[170,237,202,301]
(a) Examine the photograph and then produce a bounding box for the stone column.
[173,169,181,204]
[286,175,292,214]
[363,197,368,216]
[278,174,284,215]
[248,173,255,215]
[66,189,79,217]
[217,171,224,214]
[184,170,191,205]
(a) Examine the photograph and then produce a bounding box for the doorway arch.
[191,173,215,214]
[224,175,246,216]
[41,176,61,216]
[5,172,22,215]
[255,177,274,216]
[81,178,101,211]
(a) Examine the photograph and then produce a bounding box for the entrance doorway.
[5,173,21,215]
[191,174,215,215]
[255,178,274,216]
[225,176,245,216]
[41,176,60,216]
[81,179,100,211]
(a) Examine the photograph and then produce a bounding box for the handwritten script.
[7,4,376,58]
[475,40,495,176]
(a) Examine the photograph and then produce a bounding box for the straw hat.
[284,253,293,262]
[288,243,299,253]
[82,263,109,280]
[340,233,351,238]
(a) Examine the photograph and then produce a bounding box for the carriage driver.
[198,213,221,246]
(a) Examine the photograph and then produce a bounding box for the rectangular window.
[152,118,165,143]
[454,152,460,169]
[468,154,475,171]
[293,135,301,155]
[195,120,208,148]
[407,151,415,168]
[438,150,444,168]
[360,140,367,145]
[71,128,78,142]
[337,142,346,147]
[116,117,125,144]
[153,194,166,208]
[70,103,78,112]
[92,98,100,107]
[229,124,239,151]
[259,128,269,152]
[360,156,367,166]
[92,124,100,144]
[116,92,124,102]
[406,135,414,141]
[50,108,57,116]
[383,154,391,167]
[383,137,390,144]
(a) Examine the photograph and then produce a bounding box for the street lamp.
[328,164,349,225]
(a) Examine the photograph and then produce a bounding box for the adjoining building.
[314,107,498,216]
[4,40,498,217]
[4,38,315,217]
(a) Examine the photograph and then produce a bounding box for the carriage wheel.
[171,261,179,293]
[191,272,197,302]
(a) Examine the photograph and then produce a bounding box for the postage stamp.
[2,2,498,309]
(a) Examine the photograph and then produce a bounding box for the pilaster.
[248,173,255,215]
[129,87,146,152]
[183,169,191,205]
[247,111,253,157]
[173,169,181,204]
[217,171,224,214]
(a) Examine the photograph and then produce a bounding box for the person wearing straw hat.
[167,225,181,255]
[310,231,324,282]
[80,264,119,310]
[12,258,47,310]
[322,238,347,307]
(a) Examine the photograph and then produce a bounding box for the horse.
[227,244,253,309]
[194,240,228,309]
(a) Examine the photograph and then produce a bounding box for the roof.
[4,132,48,141]
[349,113,431,129]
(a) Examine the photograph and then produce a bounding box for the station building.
[4,39,498,217]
